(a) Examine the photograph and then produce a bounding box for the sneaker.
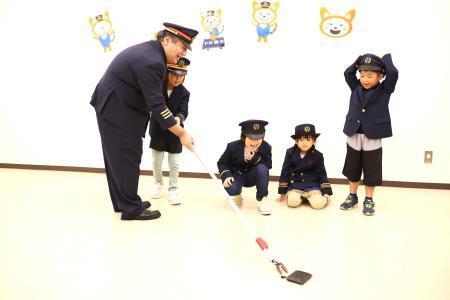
[168,190,181,205]
[257,197,271,215]
[363,198,375,216]
[151,183,163,199]
[231,195,243,205]
[340,194,358,210]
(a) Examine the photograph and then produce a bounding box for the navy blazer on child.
[343,53,399,139]
[217,140,272,182]
[278,145,332,195]
[149,84,189,153]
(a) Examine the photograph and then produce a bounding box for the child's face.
[244,137,262,150]
[296,136,315,153]
[359,70,384,90]
[167,72,185,87]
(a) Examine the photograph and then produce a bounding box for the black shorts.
[342,143,382,186]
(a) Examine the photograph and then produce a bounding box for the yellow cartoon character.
[252,1,279,42]
[319,7,355,38]
[201,9,225,50]
[201,9,224,41]
[89,12,115,52]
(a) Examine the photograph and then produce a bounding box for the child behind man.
[150,57,191,205]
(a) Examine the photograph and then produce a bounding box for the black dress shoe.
[115,201,151,213]
[122,209,161,220]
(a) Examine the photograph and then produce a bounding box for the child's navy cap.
[163,22,199,50]
[291,124,320,139]
[167,57,190,76]
[239,120,268,140]
[357,54,385,72]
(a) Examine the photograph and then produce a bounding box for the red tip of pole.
[256,237,268,250]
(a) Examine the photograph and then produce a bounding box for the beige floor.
[0,168,449,300]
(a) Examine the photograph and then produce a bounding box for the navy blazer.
[343,54,399,139]
[90,40,177,137]
[278,146,332,195]
[149,85,189,153]
[217,140,272,182]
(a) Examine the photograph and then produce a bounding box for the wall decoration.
[89,12,115,52]
[201,9,225,50]
[319,7,355,38]
[251,1,279,43]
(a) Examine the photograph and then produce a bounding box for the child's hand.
[276,194,286,202]
[324,194,331,203]
[244,150,255,161]
[223,177,234,188]
[175,116,181,125]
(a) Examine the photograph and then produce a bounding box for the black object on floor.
[286,270,313,285]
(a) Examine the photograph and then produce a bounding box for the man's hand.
[169,123,194,151]
[223,177,234,188]
[179,131,194,151]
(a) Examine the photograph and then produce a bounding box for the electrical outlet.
[424,151,433,164]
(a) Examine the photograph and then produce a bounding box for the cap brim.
[358,66,383,72]
[245,133,265,140]
[291,134,320,139]
[180,39,192,50]
[168,69,187,76]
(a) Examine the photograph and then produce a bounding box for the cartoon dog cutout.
[89,12,115,52]
[201,9,225,50]
[319,7,355,38]
[252,1,279,42]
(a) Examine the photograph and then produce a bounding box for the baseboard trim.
[1,163,449,190]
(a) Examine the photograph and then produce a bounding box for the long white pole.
[193,149,274,261]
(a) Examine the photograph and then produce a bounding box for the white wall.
[1,0,449,183]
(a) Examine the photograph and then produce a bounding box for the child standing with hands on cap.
[217,120,272,215]
[277,124,332,209]
[150,57,191,205]
[341,53,399,216]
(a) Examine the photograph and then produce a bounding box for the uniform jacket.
[343,54,399,139]
[90,40,176,137]
[149,84,189,153]
[217,140,272,182]
[278,145,332,195]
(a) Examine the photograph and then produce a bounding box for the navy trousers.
[225,164,269,200]
[96,113,147,219]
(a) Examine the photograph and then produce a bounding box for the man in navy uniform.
[91,23,198,220]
